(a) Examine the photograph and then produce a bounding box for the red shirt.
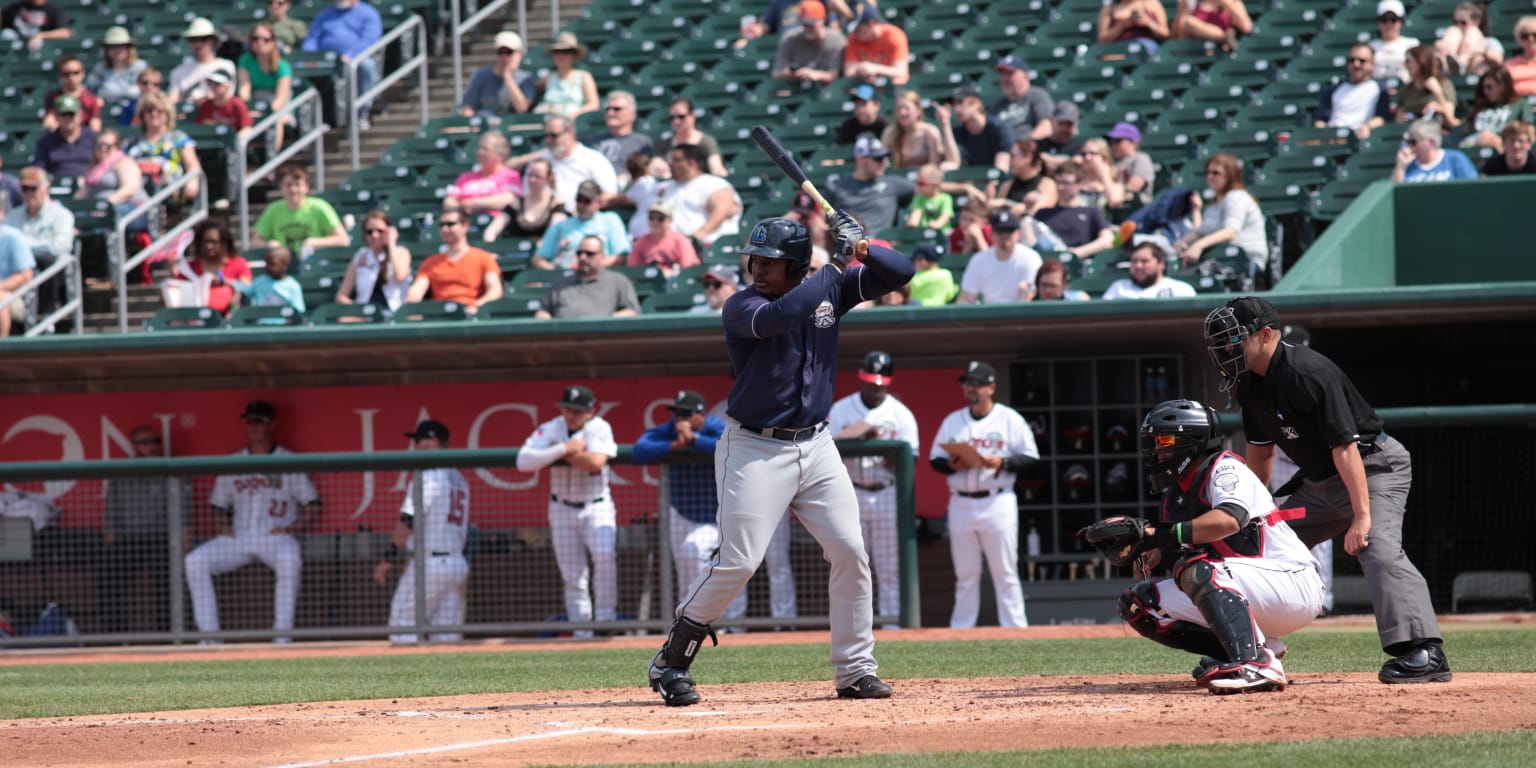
[190,256,254,314]
[948,223,993,255]
[195,97,254,130]
[44,88,103,124]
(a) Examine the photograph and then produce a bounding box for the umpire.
[1204,297,1450,684]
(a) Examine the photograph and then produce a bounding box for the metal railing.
[347,14,430,170]
[113,170,209,333]
[233,88,329,249]
[449,0,521,102]
[0,242,83,337]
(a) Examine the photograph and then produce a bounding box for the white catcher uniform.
[389,468,471,643]
[827,392,919,623]
[185,447,320,634]
[516,414,619,630]
[929,403,1037,628]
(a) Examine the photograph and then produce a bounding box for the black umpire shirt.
[1235,341,1384,481]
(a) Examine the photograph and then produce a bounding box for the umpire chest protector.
[1159,451,1267,558]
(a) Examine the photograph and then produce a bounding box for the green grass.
[2,627,1531,720]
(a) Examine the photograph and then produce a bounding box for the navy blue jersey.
[633,415,726,524]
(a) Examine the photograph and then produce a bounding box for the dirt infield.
[5,620,1535,767]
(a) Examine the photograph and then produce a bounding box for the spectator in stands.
[6,167,72,322]
[949,196,992,256]
[882,91,953,170]
[1437,2,1500,77]
[616,151,668,238]
[1036,162,1117,259]
[44,54,102,132]
[1102,242,1195,300]
[825,134,914,237]
[1371,1,1418,82]
[77,129,148,226]
[655,98,728,177]
[948,87,1012,171]
[661,143,743,250]
[517,115,617,211]
[183,217,252,316]
[1098,0,1170,50]
[117,67,163,128]
[0,0,69,52]
[905,164,954,230]
[236,244,305,313]
[405,209,502,314]
[842,5,909,86]
[1484,120,1536,175]
[1454,65,1533,151]
[1509,16,1536,95]
[835,84,888,145]
[336,210,411,314]
[98,424,186,633]
[0,196,35,337]
[535,180,630,269]
[484,158,567,242]
[239,22,295,150]
[304,0,382,128]
[252,165,349,260]
[459,30,537,121]
[265,0,308,54]
[448,132,522,214]
[124,91,202,202]
[1076,138,1126,211]
[958,210,1041,304]
[535,234,640,319]
[1314,44,1393,140]
[907,242,957,306]
[86,27,147,115]
[195,70,254,139]
[172,18,237,104]
[741,0,856,42]
[535,32,599,119]
[582,90,653,187]
[990,55,1053,142]
[1172,0,1251,52]
[772,0,845,87]
[1034,259,1088,301]
[31,94,98,181]
[1395,44,1458,129]
[1174,152,1268,273]
[1105,122,1154,209]
[993,139,1058,216]
[691,263,739,313]
[1038,102,1085,167]
[628,199,698,278]
[1391,118,1478,183]
[0,155,19,210]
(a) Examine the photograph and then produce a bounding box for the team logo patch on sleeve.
[1213,467,1240,493]
[813,300,836,328]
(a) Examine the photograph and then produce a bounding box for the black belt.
[956,488,1007,498]
[853,482,890,492]
[551,494,607,508]
[741,421,828,442]
[429,551,454,556]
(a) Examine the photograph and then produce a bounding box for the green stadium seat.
[1177,82,1257,115]
[1140,129,1201,166]
[1050,64,1130,103]
[476,295,544,319]
[1240,33,1305,67]
[1204,127,1281,166]
[955,22,1029,58]
[641,290,708,313]
[307,302,386,325]
[1305,174,1378,222]
[1252,6,1328,40]
[1259,149,1336,186]
[1097,87,1175,126]
[393,300,469,323]
[1148,38,1225,62]
[228,305,305,327]
[1124,59,1207,95]
[417,114,487,140]
[611,265,667,297]
[984,0,1053,26]
[145,307,225,331]
[1246,181,1308,217]
[1201,58,1282,91]
[1230,101,1310,131]
[378,136,455,171]
[510,268,569,292]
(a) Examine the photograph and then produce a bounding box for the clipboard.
[834,420,876,439]
[940,441,983,465]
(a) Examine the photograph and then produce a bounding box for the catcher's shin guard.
[648,616,717,707]
[1176,555,1262,666]
[1118,580,1227,659]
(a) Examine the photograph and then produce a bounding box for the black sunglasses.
[575,248,602,256]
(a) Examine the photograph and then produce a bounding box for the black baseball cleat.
[836,674,893,699]
[649,665,702,706]
[1379,644,1453,684]
[1191,656,1223,688]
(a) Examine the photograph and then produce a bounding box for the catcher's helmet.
[740,217,812,279]
[1140,399,1224,495]
[860,350,894,386]
[1203,296,1278,391]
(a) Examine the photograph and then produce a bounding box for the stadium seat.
[1230,101,1310,131]
[476,295,544,319]
[307,302,386,325]
[1201,58,1282,91]
[510,268,569,292]
[393,300,469,323]
[610,265,667,298]
[1247,181,1308,217]
[1177,83,1257,116]
[228,305,306,327]
[641,290,707,313]
[1124,59,1207,95]
[145,307,224,331]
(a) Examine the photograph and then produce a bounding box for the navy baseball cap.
[911,243,944,262]
[405,419,450,441]
[847,4,882,32]
[241,400,276,422]
[854,133,890,159]
[949,85,982,103]
[988,209,1021,232]
[995,55,1029,73]
[668,390,707,415]
[559,385,597,410]
[959,361,997,385]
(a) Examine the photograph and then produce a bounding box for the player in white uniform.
[184,400,321,641]
[928,362,1039,628]
[374,420,471,643]
[516,385,619,637]
[828,350,919,628]
[1107,400,1324,694]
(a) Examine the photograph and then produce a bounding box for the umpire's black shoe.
[650,665,701,706]
[1379,644,1453,684]
[836,675,893,699]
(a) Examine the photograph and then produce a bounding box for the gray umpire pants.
[1281,437,1442,651]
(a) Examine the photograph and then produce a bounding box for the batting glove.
[830,209,865,265]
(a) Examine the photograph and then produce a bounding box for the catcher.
[1080,399,1324,694]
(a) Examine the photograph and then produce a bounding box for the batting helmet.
[1203,296,1278,391]
[740,217,812,279]
[859,350,894,386]
[1140,399,1223,495]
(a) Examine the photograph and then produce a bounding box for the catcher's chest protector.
[1158,451,1266,558]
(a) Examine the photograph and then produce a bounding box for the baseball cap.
[648,198,673,217]
[1376,0,1405,19]
[988,209,1021,232]
[668,390,707,415]
[53,94,82,114]
[1225,296,1279,332]
[958,361,997,385]
[853,133,889,159]
[241,400,277,422]
[576,179,602,200]
[1053,102,1080,123]
[949,85,981,103]
[207,68,233,85]
[994,54,1028,73]
[494,30,523,50]
[859,350,895,386]
[559,385,597,410]
[851,83,877,102]
[911,242,944,262]
[701,264,738,285]
[1104,122,1142,144]
[847,4,883,32]
[404,419,450,441]
[799,0,826,21]
[790,190,817,212]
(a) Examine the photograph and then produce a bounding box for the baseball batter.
[827,350,919,627]
[632,391,747,625]
[647,213,913,706]
[185,400,321,641]
[374,420,471,643]
[1082,400,1324,694]
[516,385,620,638]
[928,362,1038,628]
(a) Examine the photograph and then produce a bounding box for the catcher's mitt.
[1077,516,1157,567]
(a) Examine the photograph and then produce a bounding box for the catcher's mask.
[1203,296,1278,392]
[1141,399,1223,495]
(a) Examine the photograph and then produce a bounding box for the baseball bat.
[749,125,869,259]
